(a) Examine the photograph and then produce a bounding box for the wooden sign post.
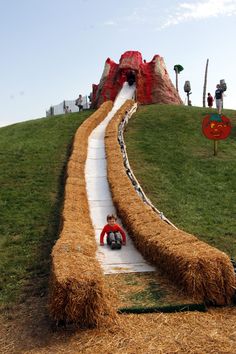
[213,140,218,156]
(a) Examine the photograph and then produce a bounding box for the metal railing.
[118,103,178,229]
[46,96,90,116]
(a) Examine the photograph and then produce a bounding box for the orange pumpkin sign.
[202,113,232,140]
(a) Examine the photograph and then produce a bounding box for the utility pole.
[203,58,209,107]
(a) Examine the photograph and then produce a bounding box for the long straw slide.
[49,84,235,328]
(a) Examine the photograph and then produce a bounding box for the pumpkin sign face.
[202,114,232,140]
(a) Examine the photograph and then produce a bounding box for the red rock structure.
[91,51,182,108]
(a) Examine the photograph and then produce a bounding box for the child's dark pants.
[107,232,122,248]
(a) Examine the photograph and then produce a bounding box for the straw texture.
[105,100,236,305]
[49,101,118,327]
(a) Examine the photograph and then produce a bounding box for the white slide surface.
[85,82,155,274]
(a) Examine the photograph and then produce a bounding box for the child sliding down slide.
[100,214,126,250]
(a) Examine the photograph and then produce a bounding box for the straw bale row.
[105,100,236,305]
[49,101,117,327]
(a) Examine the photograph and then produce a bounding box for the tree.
[173,64,184,93]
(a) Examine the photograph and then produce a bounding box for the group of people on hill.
[207,84,224,114]
[73,83,223,116]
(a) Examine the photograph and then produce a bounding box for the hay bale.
[49,101,117,327]
[49,252,116,327]
[105,100,236,305]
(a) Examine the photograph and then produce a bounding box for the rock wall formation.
[91,51,182,108]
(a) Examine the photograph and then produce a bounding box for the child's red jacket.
[100,224,126,245]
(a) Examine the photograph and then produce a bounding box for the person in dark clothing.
[75,94,83,111]
[207,93,214,108]
[214,84,223,114]
[126,70,136,86]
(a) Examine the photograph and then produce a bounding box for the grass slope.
[0,104,235,308]
[0,111,93,305]
[125,104,236,261]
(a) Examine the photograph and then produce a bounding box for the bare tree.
[203,58,209,107]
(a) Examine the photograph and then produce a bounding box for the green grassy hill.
[0,111,93,305]
[125,104,236,260]
[0,105,235,308]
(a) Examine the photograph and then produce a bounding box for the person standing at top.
[126,70,135,86]
[214,84,224,114]
[207,93,214,108]
[75,94,83,111]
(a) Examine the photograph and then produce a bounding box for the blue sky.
[1,0,236,127]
